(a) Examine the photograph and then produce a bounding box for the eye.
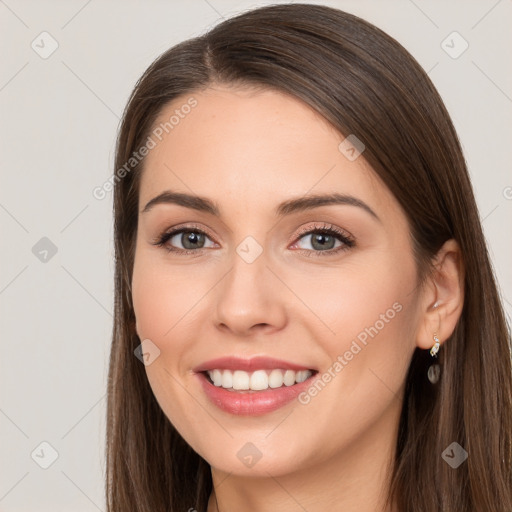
[290,222,355,257]
[151,223,216,255]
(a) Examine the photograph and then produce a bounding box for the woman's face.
[132,85,425,477]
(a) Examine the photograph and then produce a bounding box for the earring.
[428,333,441,384]
[430,333,440,356]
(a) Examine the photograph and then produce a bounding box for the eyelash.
[151,222,355,258]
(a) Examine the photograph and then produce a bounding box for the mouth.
[193,356,319,414]
[196,366,319,415]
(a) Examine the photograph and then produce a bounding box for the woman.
[106,3,512,511]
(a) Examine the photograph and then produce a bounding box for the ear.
[416,239,465,351]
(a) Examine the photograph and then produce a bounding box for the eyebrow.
[141,190,380,221]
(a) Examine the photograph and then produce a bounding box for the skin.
[131,85,463,512]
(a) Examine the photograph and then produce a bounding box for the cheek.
[290,249,419,412]
[131,255,209,436]
[131,251,216,400]
[287,248,418,347]
[131,250,204,343]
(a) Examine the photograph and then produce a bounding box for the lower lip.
[196,371,317,416]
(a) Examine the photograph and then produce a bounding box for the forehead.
[138,85,395,219]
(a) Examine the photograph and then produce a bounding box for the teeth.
[211,369,223,387]
[206,368,313,391]
[232,370,250,390]
[249,370,268,390]
[269,369,284,388]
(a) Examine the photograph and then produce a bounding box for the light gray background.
[1,0,511,510]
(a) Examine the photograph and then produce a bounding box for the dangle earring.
[430,333,440,356]
[427,333,441,384]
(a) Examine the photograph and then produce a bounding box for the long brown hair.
[106,4,512,511]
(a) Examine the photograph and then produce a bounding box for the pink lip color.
[195,370,317,416]
[193,355,315,373]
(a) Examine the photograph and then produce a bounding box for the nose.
[213,246,288,337]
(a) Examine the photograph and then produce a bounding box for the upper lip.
[193,356,317,373]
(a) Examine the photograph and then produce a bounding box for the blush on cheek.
[132,262,176,341]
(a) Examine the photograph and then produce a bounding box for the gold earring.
[430,333,440,357]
